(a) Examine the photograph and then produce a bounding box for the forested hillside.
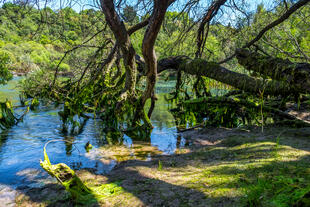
[1,2,308,77]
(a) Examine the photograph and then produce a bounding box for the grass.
[15,127,310,206]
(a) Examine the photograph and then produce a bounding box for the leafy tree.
[0,51,13,85]
[122,5,138,24]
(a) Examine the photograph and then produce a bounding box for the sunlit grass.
[15,128,310,206]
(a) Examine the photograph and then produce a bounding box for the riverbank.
[14,126,310,206]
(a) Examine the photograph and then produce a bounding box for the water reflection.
[0,77,187,190]
[63,136,75,155]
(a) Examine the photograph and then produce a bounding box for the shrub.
[30,50,50,67]
[50,60,70,71]
[40,35,52,45]
[59,63,70,72]
[0,51,13,85]
[65,31,78,41]
[0,40,4,48]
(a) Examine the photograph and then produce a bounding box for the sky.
[5,0,275,12]
[0,0,281,26]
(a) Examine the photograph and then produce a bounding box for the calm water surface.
[0,77,186,189]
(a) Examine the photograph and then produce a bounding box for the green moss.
[181,59,220,76]
[40,147,124,205]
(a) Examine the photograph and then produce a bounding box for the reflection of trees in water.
[73,91,176,149]
[176,135,181,149]
[0,131,8,162]
[90,119,108,146]
[149,94,176,130]
[63,136,75,155]
[105,131,124,145]
[124,126,152,142]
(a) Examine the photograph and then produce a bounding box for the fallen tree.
[155,55,297,96]
[236,49,310,94]
[18,0,310,131]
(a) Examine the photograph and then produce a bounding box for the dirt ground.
[15,126,310,207]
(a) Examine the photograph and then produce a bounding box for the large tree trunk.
[156,56,297,96]
[236,49,310,94]
[100,0,137,98]
[133,0,174,126]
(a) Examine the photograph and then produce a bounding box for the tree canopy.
[0,0,309,132]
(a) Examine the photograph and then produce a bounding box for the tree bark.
[100,0,136,98]
[236,49,310,94]
[133,0,173,125]
[141,0,171,105]
[196,0,227,58]
[156,56,296,96]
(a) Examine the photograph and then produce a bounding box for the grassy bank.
[16,127,310,206]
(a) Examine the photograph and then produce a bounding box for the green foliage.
[39,35,51,45]
[172,96,283,128]
[65,31,78,41]
[59,63,71,72]
[19,69,54,98]
[122,5,138,24]
[84,142,93,152]
[30,97,39,110]
[0,51,13,85]
[0,40,5,47]
[245,173,310,207]
[5,1,308,133]
[0,3,105,76]
[158,160,163,171]
[0,101,16,129]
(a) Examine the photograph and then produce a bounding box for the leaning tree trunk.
[156,56,296,96]
[133,0,173,126]
[236,48,310,94]
[101,0,137,100]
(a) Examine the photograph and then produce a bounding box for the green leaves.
[0,51,13,85]
[0,101,16,129]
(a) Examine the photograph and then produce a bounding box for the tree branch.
[156,56,296,96]
[218,0,309,64]
[196,0,227,58]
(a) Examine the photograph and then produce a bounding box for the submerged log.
[236,49,310,94]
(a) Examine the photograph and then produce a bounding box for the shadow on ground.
[14,126,310,207]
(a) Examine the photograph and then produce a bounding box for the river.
[0,77,188,206]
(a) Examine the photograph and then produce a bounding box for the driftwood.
[40,146,123,204]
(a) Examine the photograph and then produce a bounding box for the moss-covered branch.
[236,49,310,94]
[156,56,295,96]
